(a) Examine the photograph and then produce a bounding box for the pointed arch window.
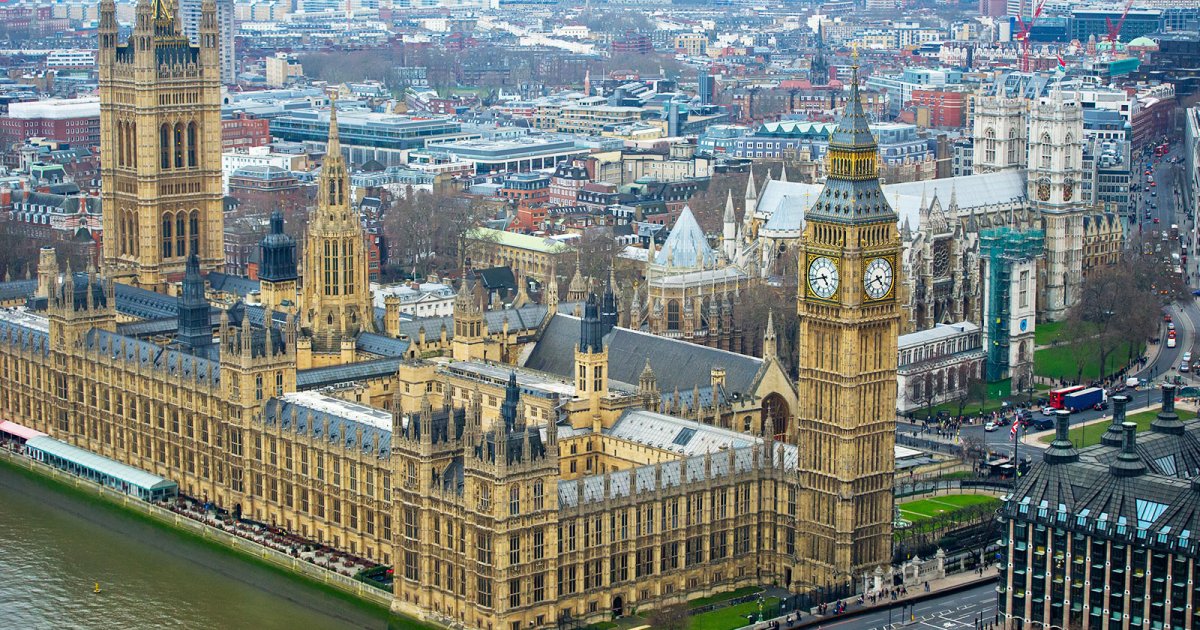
[983,128,996,164]
[186,122,197,167]
[666,300,681,331]
[174,123,185,168]
[162,213,173,259]
[160,124,170,169]
[1040,133,1052,169]
[189,210,199,256]
[129,121,137,168]
[176,213,185,259]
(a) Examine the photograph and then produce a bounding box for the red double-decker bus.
[1049,385,1086,409]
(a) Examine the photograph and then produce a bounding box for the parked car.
[1182,362,1190,373]
[1183,351,1191,363]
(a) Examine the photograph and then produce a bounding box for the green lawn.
[1038,407,1197,448]
[1035,321,1066,346]
[688,586,762,609]
[690,597,780,630]
[898,495,1001,523]
[1034,341,1143,381]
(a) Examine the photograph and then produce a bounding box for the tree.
[645,603,690,630]
[1062,253,1163,385]
[734,282,800,375]
[380,189,496,280]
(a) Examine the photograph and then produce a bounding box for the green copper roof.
[468,227,573,255]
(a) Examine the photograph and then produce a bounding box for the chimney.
[1152,383,1185,435]
[1109,422,1147,477]
[1100,394,1129,447]
[1043,409,1079,464]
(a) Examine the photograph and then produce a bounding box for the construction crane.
[1105,0,1136,46]
[1013,0,1048,72]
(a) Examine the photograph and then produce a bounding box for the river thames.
[0,462,391,629]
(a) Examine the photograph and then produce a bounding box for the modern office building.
[998,388,1200,629]
[269,110,473,167]
[180,0,236,84]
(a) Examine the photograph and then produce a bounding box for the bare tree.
[381,189,496,279]
[645,603,690,630]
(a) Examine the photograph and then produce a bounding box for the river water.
[0,463,391,630]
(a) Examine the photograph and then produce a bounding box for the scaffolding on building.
[981,227,1044,382]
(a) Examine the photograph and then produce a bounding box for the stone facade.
[98,0,225,289]
[896,322,986,414]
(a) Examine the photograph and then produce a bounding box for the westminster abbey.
[0,4,899,628]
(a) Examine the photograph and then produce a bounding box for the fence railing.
[894,478,1009,499]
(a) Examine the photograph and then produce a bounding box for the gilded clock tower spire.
[794,58,899,590]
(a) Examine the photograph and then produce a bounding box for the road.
[901,143,1198,453]
[808,582,997,630]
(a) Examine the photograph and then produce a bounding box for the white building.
[373,282,457,319]
[897,322,987,414]
[221,146,309,193]
[45,50,95,69]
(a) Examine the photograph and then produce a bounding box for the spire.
[327,94,341,155]
[579,293,604,354]
[723,189,736,225]
[501,371,520,433]
[763,310,778,361]
[744,168,758,204]
[779,163,788,183]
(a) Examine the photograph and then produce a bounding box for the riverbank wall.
[0,447,430,628]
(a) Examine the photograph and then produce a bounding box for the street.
[905,143,1198,452]
[810,582,997,630]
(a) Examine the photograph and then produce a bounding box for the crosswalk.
[867,597,996,630]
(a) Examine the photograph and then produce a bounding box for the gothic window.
[174,122,185,168]
[160,124,170,169]
[176,213,185,259]
[666,299,680,331]
[189,210,199,255]
[1007,128,1018,164]
[1019,270,1030,307]
[186,122,197,167]
[1064,134,1073,169]
[343,239,354,295]
[983,128,996,164]
[1040,133,1052,169]
[116,121,125,167]
[161,214,172,259]
[129,122,136,167]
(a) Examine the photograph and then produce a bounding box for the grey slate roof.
[356,332,411,357]
[262,394,391,459]
[296,357,404,390]
[397,302,567,342]
[207,272,261,297]
[0,279,37,303]
[523,314,764,398]
[84,328,220,386]
[0,312,49,355]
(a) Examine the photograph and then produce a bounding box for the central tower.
[98,0,225,290]
[794,59,899,589]
[301,102,375,353]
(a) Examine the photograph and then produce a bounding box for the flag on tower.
[1055,55,1068,77]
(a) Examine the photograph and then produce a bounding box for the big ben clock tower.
[795,56,899,591]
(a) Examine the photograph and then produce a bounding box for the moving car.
[1182,362,1190,373]
[1042,406,1056,416]
[1183,352,1192,363]
[1169,322,1176,331]
[984,421,998,432]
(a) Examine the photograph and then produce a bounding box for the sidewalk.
[750,569,998,629]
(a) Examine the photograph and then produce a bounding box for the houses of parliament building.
[0,3,900,628]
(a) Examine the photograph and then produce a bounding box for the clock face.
[807,256,840,299]
[1063,179,1074,202]
[1037,180,1051,202]
[863,257,894,300]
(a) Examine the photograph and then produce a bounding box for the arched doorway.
[762,393,790,441]
[612,596,624,618]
